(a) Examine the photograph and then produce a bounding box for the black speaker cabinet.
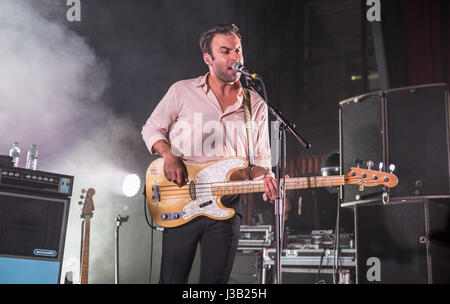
[339,83,450,203]
[354,198,450,284]
[0,189,70,283]
[229,251,260,284]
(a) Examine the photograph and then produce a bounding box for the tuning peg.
[354,159,363,168]
[78,201,83,205]
[80,195,85,199]
[366,160,374,170]
[389,164,396,173]
[81,189,87,194]
[378,162,384,171]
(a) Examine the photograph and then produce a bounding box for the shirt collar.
[196,72,244,99]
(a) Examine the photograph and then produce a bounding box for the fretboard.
[80,216,91,284]
[211,175,345,196]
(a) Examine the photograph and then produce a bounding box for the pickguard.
[182,158,247,220]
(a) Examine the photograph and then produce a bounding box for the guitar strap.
[242,88,255,172]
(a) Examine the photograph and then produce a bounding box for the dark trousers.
[159,214,241,284]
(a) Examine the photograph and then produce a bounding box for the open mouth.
[228,66,236,73]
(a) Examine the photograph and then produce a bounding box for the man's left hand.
[262,175,277,201]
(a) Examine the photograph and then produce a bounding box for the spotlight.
[122,174,141,197]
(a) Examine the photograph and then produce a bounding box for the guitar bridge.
[152,185,160,202]
[189,181,196,200]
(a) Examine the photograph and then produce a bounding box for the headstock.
[79,188,96,217]
[344,167,398,188]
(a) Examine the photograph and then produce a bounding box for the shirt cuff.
[144,135,168,155]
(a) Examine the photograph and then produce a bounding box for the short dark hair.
[199,24,241,58]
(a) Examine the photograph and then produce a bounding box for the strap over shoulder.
[242,88,255,171]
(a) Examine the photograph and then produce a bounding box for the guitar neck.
[211,175,345,196]
[80,216,91,284]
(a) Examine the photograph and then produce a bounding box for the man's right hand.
[162,153,189,187]
[152,140,188,187]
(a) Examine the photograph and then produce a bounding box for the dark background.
[60,0,450,283]
[1,0,448,284]
[67,0,370,162]
[67,0,449,162]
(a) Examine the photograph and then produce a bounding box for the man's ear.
[203,53,212,65]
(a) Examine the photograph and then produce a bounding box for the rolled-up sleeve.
[141,84,179,154]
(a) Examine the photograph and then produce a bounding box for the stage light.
[320,152,340,194]
[122,174,141,197]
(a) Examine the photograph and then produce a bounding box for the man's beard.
[213,65,241,83]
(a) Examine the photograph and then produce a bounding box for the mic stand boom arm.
[244,75,311,284]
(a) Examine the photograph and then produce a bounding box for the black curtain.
[380,0,409,88]
[403,0,449,86]
[382,0,450,87]
[70,0,305,124]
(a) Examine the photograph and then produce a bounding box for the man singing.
[142,24,277,284]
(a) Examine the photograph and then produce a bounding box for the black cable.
[142,186,164,284]
[316,240,333,284]
[149,217,154,284]
[333,200,341,283]
[316,247,328,284]
[143,185,164,232]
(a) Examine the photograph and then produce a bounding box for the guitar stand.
[115,214,129,284]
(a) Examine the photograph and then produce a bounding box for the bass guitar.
[146,157,397,228]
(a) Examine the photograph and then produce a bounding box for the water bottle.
[8,142,20,167]
[25,144,38,170]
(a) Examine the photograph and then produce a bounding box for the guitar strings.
[157,175,347,188]
[157,176,347,192]
[157,176,379,193]
[156,176,382,198]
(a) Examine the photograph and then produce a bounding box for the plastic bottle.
[25,144,38,170]
[8,142,20,167]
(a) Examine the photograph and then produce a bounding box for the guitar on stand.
[79,188,95,284]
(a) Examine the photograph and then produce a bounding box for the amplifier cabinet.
[354,198,450,284]
[229,251,261,284]
[339,83,450,203]
[0,167,74,197]
[0,189,71,283]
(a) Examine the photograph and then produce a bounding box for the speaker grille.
[341,92,384,202]
[340,83,450,202]
[386,85,450,197]
[0,191,68,259]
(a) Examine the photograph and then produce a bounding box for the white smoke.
[0,0,146,283]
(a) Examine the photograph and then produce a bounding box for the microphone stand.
[243,75,311,284]
[115,214,129,284]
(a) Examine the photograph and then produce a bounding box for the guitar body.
[146,157,248,228]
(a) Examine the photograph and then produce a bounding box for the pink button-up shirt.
[142,73,273,178]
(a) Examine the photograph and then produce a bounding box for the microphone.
[232,62,262,80]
